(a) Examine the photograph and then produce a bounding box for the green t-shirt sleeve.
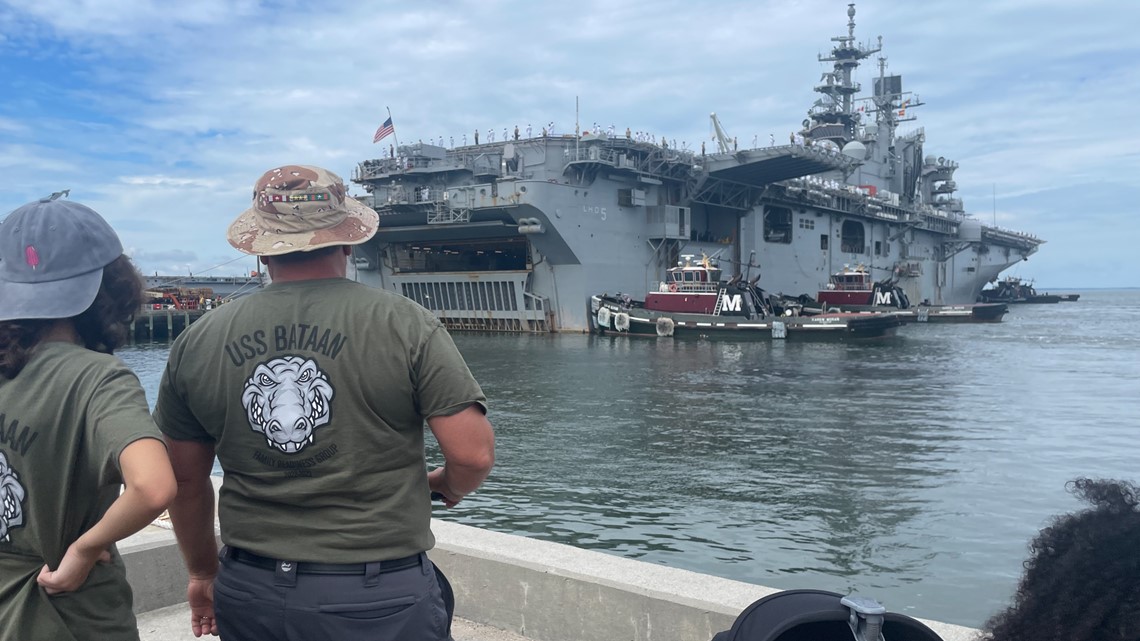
[416,325,488,419]
[87,364,165,481]
[153,353,213,442]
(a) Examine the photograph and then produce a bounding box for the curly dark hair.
[980,477,1140,641]
[0,255,143,378]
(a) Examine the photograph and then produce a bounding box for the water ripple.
[120,289,1140,628]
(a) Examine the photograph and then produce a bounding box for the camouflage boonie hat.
[227,164,379,256]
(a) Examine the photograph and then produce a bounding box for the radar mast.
[803,3,880,145]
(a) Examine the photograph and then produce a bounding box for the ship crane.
[710,112,734,153]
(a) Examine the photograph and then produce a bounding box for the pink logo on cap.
[25,246,39,270]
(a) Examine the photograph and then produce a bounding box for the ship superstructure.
[350,4,1042,333]
[754,3,1041,306]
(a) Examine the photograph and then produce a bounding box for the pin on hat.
[227,165,379,256]
[0,193,124,322]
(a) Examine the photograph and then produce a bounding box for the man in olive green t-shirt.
[154,165,495,641]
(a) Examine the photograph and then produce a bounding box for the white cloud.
[1,0,1137,285]
[0,116,26,132]
[119,175,224,188]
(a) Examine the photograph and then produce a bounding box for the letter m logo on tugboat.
[721,293,743,312]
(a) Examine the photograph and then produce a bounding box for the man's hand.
[427,467,461,507]
[37,544,112,595]
[188,576,218,637]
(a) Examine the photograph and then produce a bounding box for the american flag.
[372,117,394,143]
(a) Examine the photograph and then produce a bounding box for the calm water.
[119,289,1140,627]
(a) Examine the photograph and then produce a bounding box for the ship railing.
[673,282,720,294]
[356,157,475,181]
[564,146,621,166]
[380,185,443,206]
[897,127,925,143]
[564,144,696,174]
[599,136,698,159]
[827,282,871,291]
[354,159,405,181]
[427,206,471,225]
[983,226,1043,243]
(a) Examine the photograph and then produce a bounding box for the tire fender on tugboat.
[596,306,612,329]
[614,312,631,332]
[656,317,675,337]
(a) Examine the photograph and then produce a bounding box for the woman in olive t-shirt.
[0,197,177,641]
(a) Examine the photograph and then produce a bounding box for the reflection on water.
[120,289,1140,627]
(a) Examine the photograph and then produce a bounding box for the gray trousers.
[213,548,453,641]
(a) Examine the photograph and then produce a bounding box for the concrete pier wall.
[121,519,978,641]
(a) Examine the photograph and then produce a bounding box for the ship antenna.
[575,95,580,158]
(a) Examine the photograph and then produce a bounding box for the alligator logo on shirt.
[0,451,27,542]
[241,356,334,454]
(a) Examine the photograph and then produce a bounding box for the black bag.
[711,589,945,641]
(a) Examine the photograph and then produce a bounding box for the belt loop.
[274,559,299,587]
[420,552,430,576]
[364,561,383,586]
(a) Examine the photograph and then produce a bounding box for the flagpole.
[575,96,580,159]
[387,106,401,152]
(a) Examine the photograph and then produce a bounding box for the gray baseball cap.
[0,196,124,322]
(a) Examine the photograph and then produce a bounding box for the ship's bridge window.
[840,220,866,254]
[764,206,793,244]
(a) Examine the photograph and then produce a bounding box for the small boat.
[811,264,1008,323]
[589,255,901,341]
[978,276,1075,304]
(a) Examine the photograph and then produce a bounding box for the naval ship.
[350,4,1042,333]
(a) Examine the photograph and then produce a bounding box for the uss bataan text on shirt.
[226,324,347,367]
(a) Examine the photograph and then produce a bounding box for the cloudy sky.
[1,0,1136,287]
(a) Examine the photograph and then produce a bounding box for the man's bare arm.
[165,437,219,578]
[427,405,495,505]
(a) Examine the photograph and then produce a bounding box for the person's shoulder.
[35,343,134,380]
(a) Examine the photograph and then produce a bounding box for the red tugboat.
[814,265,1007,323]
[589,255,900,340]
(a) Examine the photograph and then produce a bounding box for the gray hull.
[350,6,1041,333]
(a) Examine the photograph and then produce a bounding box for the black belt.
[226,547,420,575]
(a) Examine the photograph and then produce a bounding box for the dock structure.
[126,483,978,641]
[130,308,207,341]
